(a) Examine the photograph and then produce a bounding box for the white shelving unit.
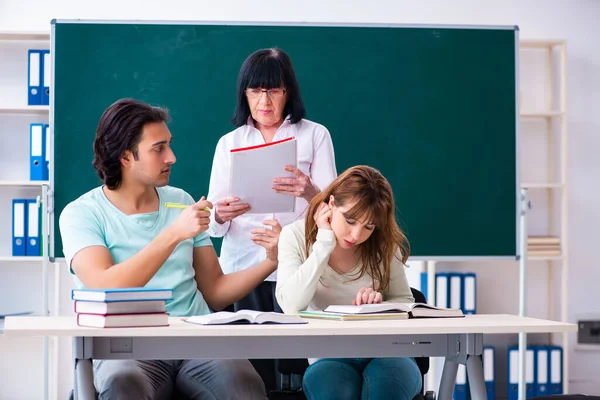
[422,40,569,397]
[0,30,53,400]
[520,39,569,392]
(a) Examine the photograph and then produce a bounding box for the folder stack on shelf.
[527,236,561,257]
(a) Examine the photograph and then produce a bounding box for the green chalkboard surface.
[52,21,518,259]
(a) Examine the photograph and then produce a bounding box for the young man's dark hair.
[92,98,169,189]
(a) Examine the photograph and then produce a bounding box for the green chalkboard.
[52,21,518,259]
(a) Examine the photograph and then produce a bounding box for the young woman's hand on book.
[352,287,383,306]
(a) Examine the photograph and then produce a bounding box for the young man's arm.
[193,224,281,310]
[63,199,211,288]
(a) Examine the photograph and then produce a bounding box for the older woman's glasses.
[245,88,287,99]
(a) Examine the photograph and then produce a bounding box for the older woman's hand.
[214,197,251,224]
[272,165,320,202]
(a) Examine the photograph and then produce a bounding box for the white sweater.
[276,219,414,315]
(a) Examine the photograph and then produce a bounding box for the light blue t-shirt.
[59,185,212,317]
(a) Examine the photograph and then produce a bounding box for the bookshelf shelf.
[0,31,50,41]
[521,183,564,189]
[520,39,566,48]
[0,180,49,187]
[0,106,50,115]
[520,111,564,118]
[0,256,43,262]
[528,255,563,261]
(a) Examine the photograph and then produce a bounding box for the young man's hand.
[170,197,212,241]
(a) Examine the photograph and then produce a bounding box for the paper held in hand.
[183,310,307,325]
[230,137,297,214]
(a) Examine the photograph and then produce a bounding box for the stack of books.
[72,287,172,328]
[527,236,561,257]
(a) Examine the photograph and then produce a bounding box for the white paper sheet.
[229,138,297,214]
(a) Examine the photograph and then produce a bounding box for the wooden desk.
[5,314,576,400]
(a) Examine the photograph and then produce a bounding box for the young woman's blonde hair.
[305,165,410,291]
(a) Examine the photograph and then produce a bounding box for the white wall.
[1,0,599,398]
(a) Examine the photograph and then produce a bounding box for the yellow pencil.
[164,202,210,211]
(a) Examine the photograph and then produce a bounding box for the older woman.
[207,47,337,392]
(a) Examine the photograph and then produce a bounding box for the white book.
[230,137,297,214]
[77,312,169,328]
[184,310,306,325]
[71,287,173,302]
[74,300,166,315]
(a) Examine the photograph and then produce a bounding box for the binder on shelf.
[44,124,50,180]
[463,272,477,314]
[549,346,563,395]
[449,273,463,311]
[435,272,450,308]
[508,346,535,400]
[420,271,428,301]
[453,363,468,400]
[27,50,42,105]
[30,123,46,181]
[12,199,28,256]
[26,198,40,256]
[483,346,495,400]
[41,50,50,105]
[535,346,550,397]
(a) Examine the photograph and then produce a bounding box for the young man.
[59,98,281,400]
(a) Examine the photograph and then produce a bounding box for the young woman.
[276,165,422,400]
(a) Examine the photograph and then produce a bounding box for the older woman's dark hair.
[92,98,169,190]
[231,48,306,127]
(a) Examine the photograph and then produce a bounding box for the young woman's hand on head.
[315,202,332,230]
[214,197,251,224]
[272,165,320,202]
[353,287,383,306]
[251,219,282,263]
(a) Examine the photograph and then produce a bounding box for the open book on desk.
[324,302,464,318]
[297,302,463,320]
[230,137,297,214]
[183,310,307,325]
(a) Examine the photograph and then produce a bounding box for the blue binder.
[548,346,563,395]
[535,346,550,397]
[462,272,477,314]
[27,50,42,105]
[44,124,50,180]
[449,272,463,311]
[26,198,40,256]
[12,199,28,256]
[420,272,428,300]
[454,363,469,400]
[483,346,495,400]
[41,50,50,105]
[30,123,46,181]
[508,346,535,400]
[435,272,450,308]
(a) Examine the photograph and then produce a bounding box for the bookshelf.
[421,40,570,396]
[0,30,52,400]
[520,39,569,392]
